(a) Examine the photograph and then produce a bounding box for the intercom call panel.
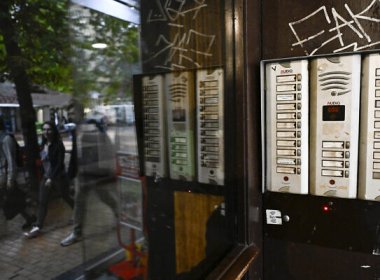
[139,69,225,185]
[359,53,380,201]
[142,74,167,177]
[310,55,361,198]
[265,60,309,194]
[196,68,224,185]
[166,71,196,181]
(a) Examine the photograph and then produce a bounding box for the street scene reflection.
[0,1,143,279]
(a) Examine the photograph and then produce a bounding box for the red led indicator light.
[329,179,335,185]
[322,201,333,213]
[284,176,289,181]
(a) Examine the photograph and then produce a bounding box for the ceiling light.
[91,43,108,49]
[361,265,371,269]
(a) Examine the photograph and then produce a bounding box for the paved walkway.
[0,126,140,279]
[0,189,125,280]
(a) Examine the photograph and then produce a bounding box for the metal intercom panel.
[196,68,224,185]
[142,74,167,177]
[166,71,196,181]
[265,60,309,194]
[359,53,380,201]
[310,55,361,198]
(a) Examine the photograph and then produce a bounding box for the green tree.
[69,5,140,105]
[0,0,140,189]
[0,0,72,190]
[0,0,72,91]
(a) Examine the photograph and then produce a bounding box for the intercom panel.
[265,60,309,194]
[166,71,195,181]
[142,74,167,177]
[359,53,380,201]
[196,68,224,185]
[310,55,361,198]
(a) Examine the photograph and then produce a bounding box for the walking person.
[60,118,118,246]
[25,121,74,238]
[0,116,35,230]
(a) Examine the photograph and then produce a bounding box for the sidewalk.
[0,189,123,280]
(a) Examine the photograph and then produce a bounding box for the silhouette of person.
[176,205,232,280]
[61,100,118,246]
[25,121,74,238]
[0,116,35,230]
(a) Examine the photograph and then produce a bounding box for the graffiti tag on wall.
[143,0,218,71]
[289,0,380,55]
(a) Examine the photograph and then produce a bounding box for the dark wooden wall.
[262,0,380,59]
[136,0,380,279]
[258,1,380,279]
[245,0,264,278]
[140,0,224,71]
[137,1,237,280]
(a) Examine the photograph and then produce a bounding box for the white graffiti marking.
[145,29,215,71]
[147,0,207,23]
[289,6,331,49]
[145,0,215,70]
[289,0,380,55]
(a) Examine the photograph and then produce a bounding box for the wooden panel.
[262,0,380,59]
[174,191,224,274]
[140,0,224,71]
[145,179,176,279]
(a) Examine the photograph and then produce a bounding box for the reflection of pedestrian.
[60,118,118,246]
[0,116,35,230]
[25,121,74,238]
[59,116,68,130]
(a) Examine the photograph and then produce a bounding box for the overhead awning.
[0,82,71,108]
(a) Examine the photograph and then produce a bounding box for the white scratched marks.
[289,0,380,55]
[144,0,215,70]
